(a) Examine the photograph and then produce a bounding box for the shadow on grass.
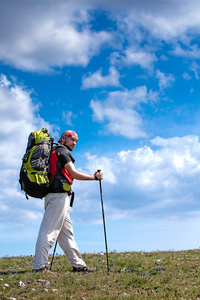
[0,270,28,275]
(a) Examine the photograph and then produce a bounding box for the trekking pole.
[97,169,109,273]
[50,240,58,270]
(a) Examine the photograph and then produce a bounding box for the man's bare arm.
[64,161,103,180]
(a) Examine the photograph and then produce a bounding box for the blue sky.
[1,0,200,258]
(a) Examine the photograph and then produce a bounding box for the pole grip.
[96,169,102,182]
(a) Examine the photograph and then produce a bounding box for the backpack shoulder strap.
[52,143,66,150]
[49,143,65,183]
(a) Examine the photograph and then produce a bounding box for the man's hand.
[94,170,103,180]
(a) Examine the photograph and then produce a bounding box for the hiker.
[32,130,103,273]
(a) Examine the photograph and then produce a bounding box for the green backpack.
[19,128,54,199]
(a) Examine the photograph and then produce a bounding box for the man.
[32,130,103,273]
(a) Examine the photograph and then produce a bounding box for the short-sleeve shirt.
[49,145,75,193]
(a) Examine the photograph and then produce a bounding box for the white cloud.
[85,153,116,184]
[182,72,192,80]
[151,135,200,174]
[0,2,112,72]
[62,110,77,126]
[190,62,200,79]
[172,44,200,59]
[90,86,158,139]
[82,67,121,89]
[1,74,200,232]
[121,48,157,70]
[72,135,200,223]
[91,102,147,139]
[156,70,175,90]
[0,0,200,73]
[0,75,53,167]
[0,74,53,225]
[117,0,200,42]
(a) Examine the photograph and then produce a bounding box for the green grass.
[0,249,200,299]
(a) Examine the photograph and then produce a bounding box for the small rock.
[19,281,26,287]
[121,268,127,272]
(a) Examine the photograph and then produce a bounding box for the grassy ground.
[0,249,200,299]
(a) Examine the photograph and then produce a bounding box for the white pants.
[32,193,87,270]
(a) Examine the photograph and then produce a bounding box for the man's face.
[64,136,78,151]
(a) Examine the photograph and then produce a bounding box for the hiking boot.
[73,266,96,273]
[32,266,54,274]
